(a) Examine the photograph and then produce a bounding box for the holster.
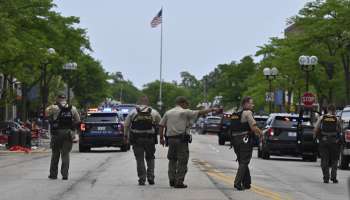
[165,135,169,147]
[182,133,192,144]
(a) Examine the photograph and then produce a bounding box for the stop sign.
[302,92,316,107]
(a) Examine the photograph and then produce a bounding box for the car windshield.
[272,116,311,128]
[85,113,119,123]
[206,117,221,124]
[342,111,350,119]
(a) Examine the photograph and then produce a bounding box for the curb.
[0,148,51,154]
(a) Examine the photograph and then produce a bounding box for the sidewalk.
[0,138,51,154]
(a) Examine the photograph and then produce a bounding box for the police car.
[115,104,136,120]
[79,108,129,152]
[258,113,318,161]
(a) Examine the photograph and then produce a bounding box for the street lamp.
[41,48,56,119]
[63,62,78,104]
[263,67,279,113]
[298,55,318,92]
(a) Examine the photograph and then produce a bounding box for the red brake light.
[268,128,274,136]
[345,130,350,142]
[80,123,86,131]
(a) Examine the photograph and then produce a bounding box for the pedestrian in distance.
[124,96,161,186]
[231,96,262,191]
[314,104,341,184]
[46,93,80,180]
[159,96,220,188]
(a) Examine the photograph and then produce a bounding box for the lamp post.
[263,67,278,113]
[63,62,77,104]
[298,55,318,92]
[41,48,56,119]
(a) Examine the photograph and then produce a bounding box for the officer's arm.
[124,113,132,139]
[246,111,262,136]
[198,108,219,116]
[159,114,167,145]
[73,108,81,125]
[313,117,322,137]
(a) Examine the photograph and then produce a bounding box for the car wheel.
[257,148,262,158]
[261,142,270,159]
[121,145,128,152]
[339,146,349,169]
[310,154,318,162]
[218,137,225,145]
[79,144,90,152]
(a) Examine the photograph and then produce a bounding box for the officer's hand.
[160,137,165,146]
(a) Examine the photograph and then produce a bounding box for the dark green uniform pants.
[133,138,156,183]
[167,138,189,185]
[49,129,73,178]
[319,136,340,181]
[233,135,252,187]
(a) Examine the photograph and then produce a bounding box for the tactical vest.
[52,104,74,129]
[320,115,338,136]
[131,107,154,132]
[230,111,250,134]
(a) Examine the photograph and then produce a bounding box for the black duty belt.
[167,134,184,139]
[135,133,155,138]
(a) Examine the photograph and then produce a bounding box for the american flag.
[151,9,162,28]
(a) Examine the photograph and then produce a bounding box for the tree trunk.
[341,53,350,104]
[21,84,28,121]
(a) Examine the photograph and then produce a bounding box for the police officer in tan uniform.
[124,96,161,185]
[46,93,80,180]
[159,96,219,188]
[232,96,262,190]
[314,104,341,183]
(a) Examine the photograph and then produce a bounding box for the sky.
[53,0,310,89]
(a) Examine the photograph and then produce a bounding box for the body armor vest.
[320,115,338,136]
[131,107,154,132]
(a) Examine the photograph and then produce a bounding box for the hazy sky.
[53,0,310,88]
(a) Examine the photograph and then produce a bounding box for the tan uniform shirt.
[45,101,81,127]
[241,110,257,130]
[124,105,161,138]
[159,106,199,137]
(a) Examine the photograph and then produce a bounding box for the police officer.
[159,96,219,188]
[124,96,161,186]
[46,93,80,180]
[314,104,341,184]
[232,96,262,191]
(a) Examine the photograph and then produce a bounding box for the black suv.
[339,106,350,169]
[258,114,318,161]
[79,111,129,152]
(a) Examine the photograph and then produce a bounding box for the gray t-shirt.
[159,106,199,136]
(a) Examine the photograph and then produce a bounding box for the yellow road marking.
[192,159,287,200]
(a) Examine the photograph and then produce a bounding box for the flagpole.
[159,7,163,112]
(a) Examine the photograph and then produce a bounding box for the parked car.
[202,116,222,134]
[339,106,350,169]
[258,113,318,161]
[218,113,232,145]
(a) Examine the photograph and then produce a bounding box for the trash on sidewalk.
[8,145,31,153]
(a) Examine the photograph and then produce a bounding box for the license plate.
[97,126,106,131]
[288,132,297,137]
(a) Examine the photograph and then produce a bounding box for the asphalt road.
[0,134,349,200]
